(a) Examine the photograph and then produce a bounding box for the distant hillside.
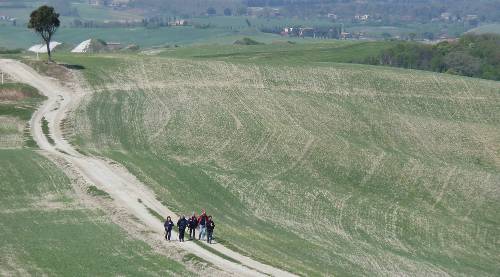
[468,24,500,34]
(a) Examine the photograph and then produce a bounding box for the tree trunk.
[46,41,52,63]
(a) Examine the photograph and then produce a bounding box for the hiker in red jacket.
[198,210,209,240]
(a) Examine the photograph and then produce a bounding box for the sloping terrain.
[0,59,291,276]
[0,150,189,276]
[62,53,500,276]
[0,77,188,275]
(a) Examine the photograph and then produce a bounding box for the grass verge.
[41,117,55,145]
[144,204,164,221]
[182,253,213,266]
[194,240,242,265]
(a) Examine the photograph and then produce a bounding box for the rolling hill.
[468,24,500,34]
[54,45,500,276]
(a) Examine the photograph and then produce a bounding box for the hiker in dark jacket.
[198,210,209,240]
[164,216,174,241]
[188,212,198,240]
[206,216,215,244]
[177,215,188,242]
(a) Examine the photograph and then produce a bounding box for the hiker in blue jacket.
[164,216,174,241]
[177,215,188,242]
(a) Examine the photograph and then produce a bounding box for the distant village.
[0,0,482,44]
[85,0,481,27]
[0,15,17,26]
[87,0,129,7]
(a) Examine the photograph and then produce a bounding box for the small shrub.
[87,185,111,198]
[41,117,55,145]
[233,37,264,45]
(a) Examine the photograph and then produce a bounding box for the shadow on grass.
[60,64,85,70]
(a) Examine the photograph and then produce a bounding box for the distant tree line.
[71,19,142,28]
[260,25,341,39]
[70,16,189,29]
[364,33,500,80]
[128,0,244,16]
[48,0,79,17]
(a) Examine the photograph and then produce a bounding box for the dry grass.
[0,116,24,148]
[0,89,29,101]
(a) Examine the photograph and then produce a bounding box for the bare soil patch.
[0,89,29,101]
[22,60,72,82]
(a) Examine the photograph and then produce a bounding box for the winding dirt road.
[0,59,295,277]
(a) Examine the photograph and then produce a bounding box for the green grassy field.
[0,24,298,49]
[56,43,500,276]
[191,15,335,29]
[157,40,392,64]
[0,79,189,275]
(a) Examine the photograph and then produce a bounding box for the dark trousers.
[165,230,172,241]
[207,230,214,244]
[189,227,196,239]
[179,229,185,241]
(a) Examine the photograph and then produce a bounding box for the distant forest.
[365,33,500,81]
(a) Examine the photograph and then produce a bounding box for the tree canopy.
[28,5,60,61]
[366,33,500,80]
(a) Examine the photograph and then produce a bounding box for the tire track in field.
[432,167,456,209]
[0,59,296,277]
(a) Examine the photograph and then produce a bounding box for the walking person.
[198,210,209,240]
[177,215,188,242]
[164,216,174,241]
[206,215,215,244]
[188,212,198,240]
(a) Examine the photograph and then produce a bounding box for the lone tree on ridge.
[28,6,60,62]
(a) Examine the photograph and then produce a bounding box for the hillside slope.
[64,54,500,276]
[1,59,292,276]
[0,75,188,275]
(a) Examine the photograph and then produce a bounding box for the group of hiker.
[164,209,216,243]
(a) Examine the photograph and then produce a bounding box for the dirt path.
[0,59,295,277]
